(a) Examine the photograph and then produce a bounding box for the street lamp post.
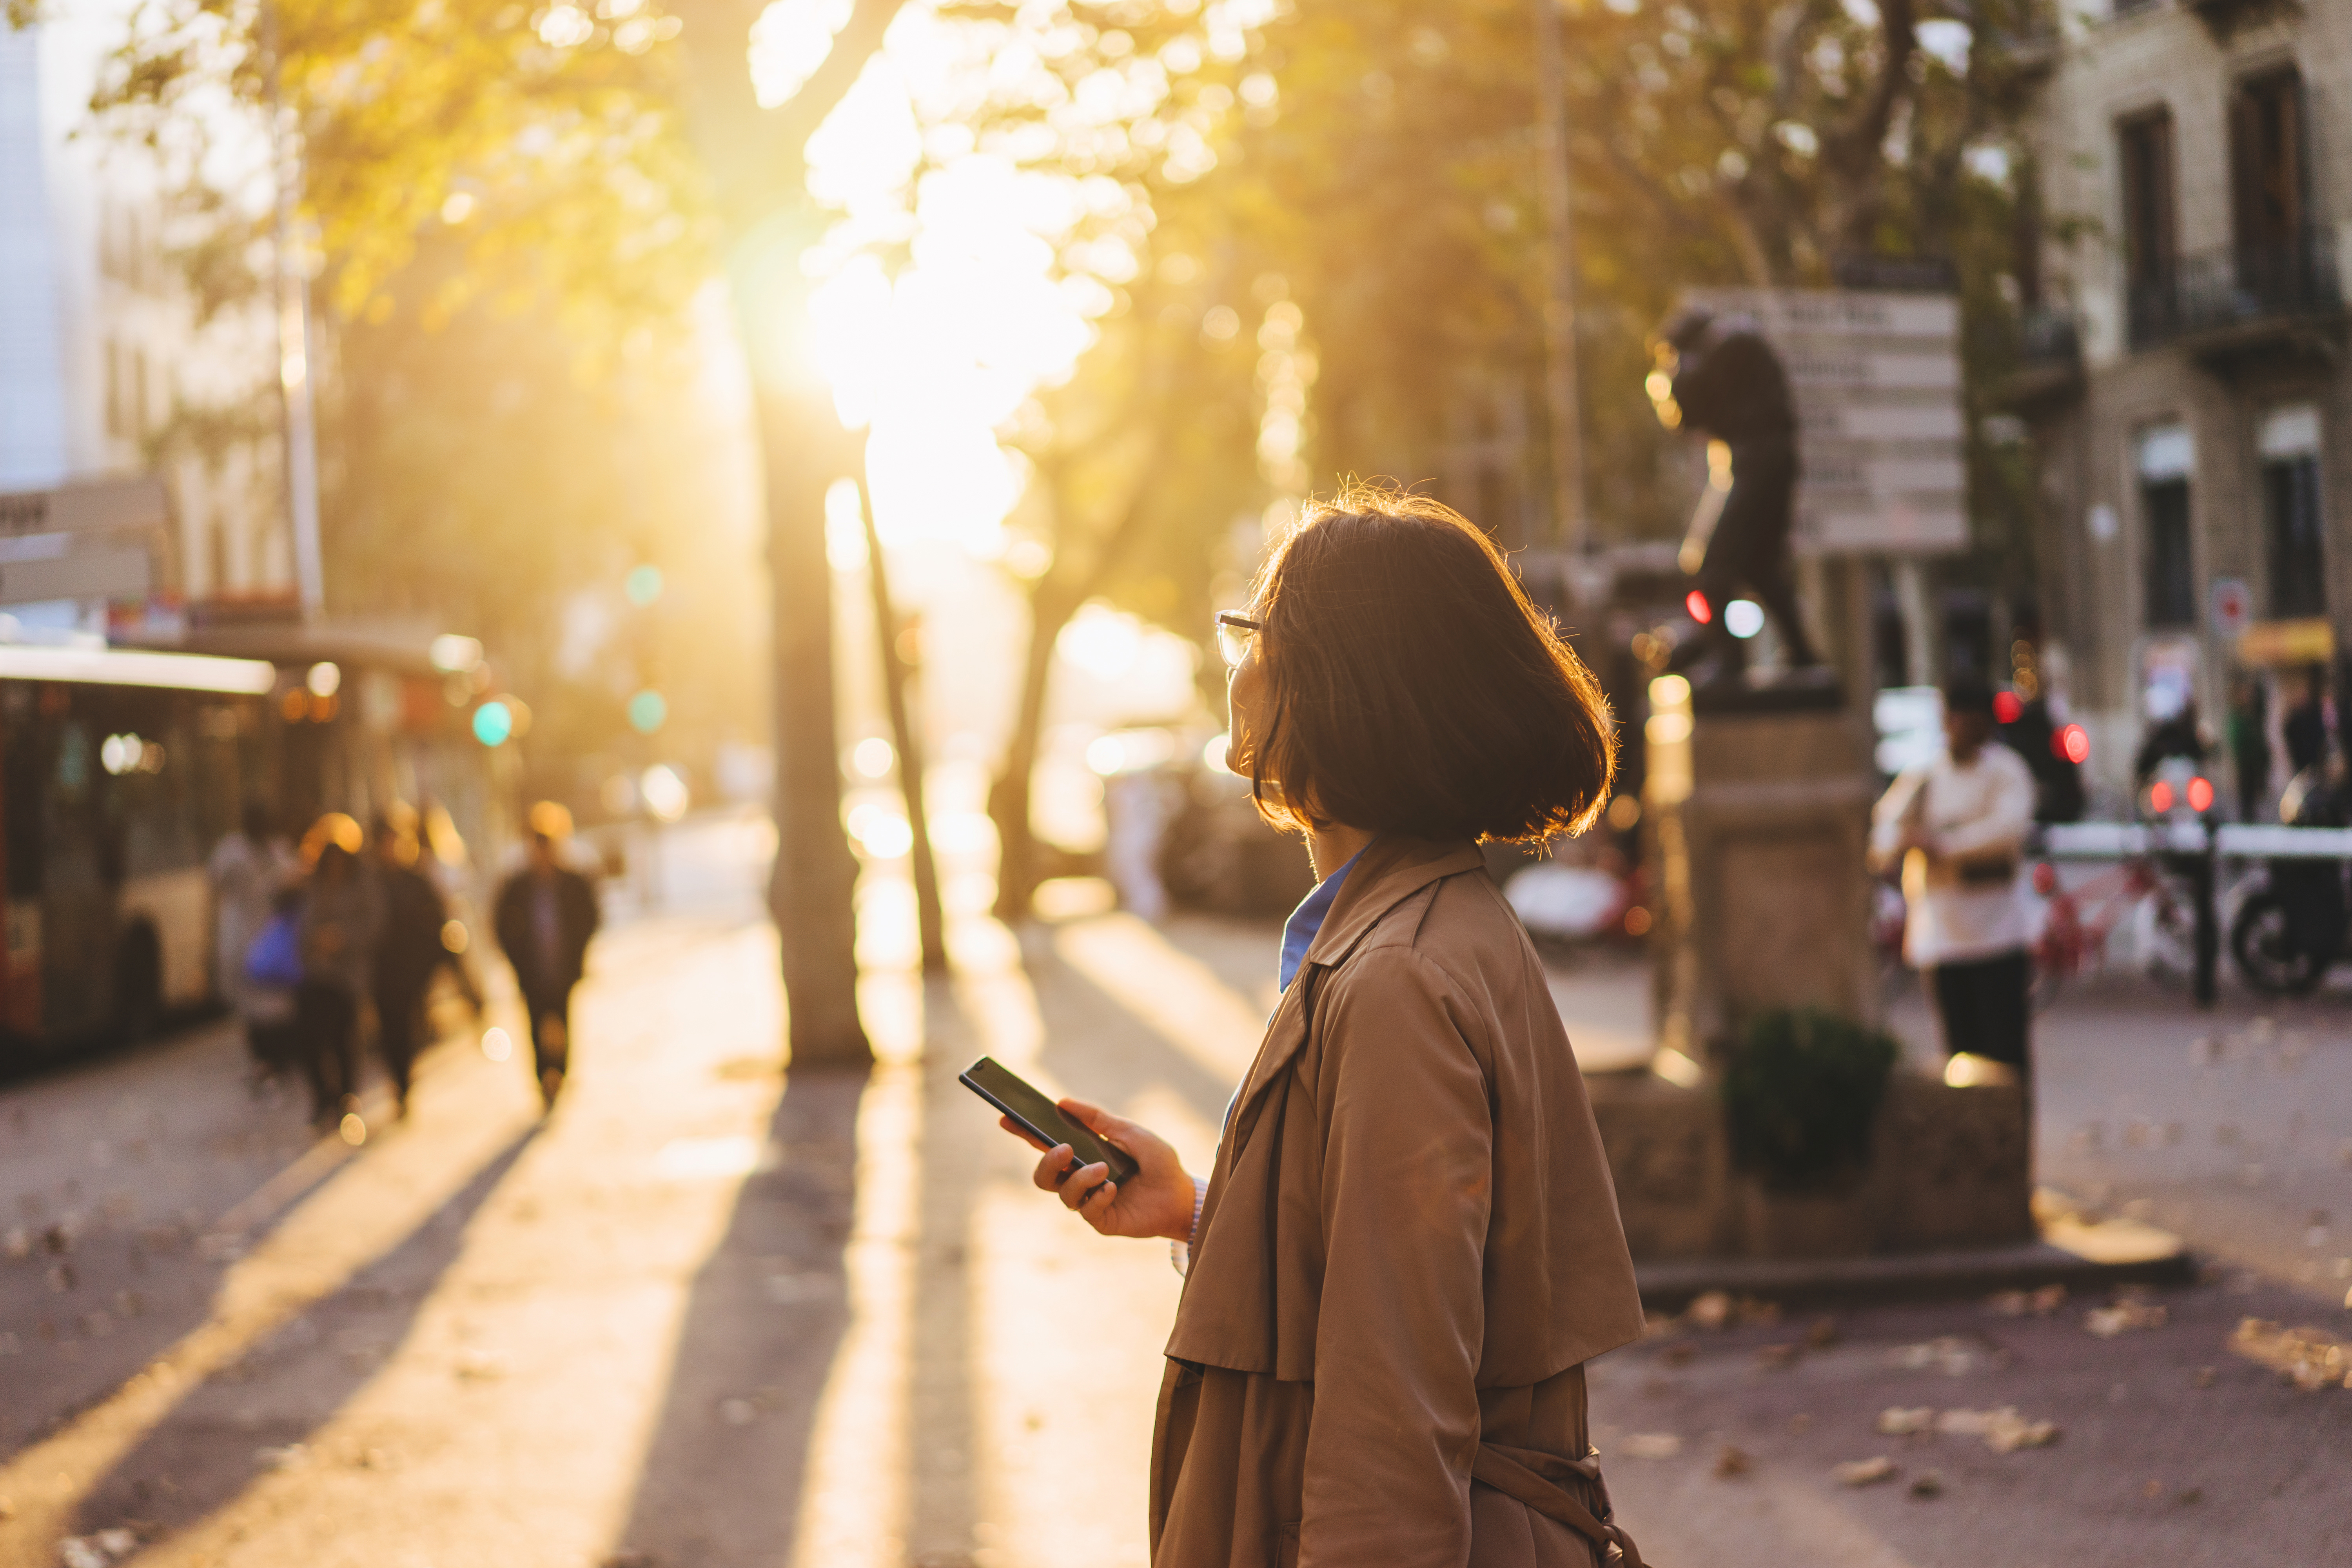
[264,2,326,623]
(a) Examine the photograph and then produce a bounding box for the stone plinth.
[1642,678,1879,1069]
[1587,1072,2035,1260]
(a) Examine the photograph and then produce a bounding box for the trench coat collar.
[1224,836,1485,1137]
[1297,835,1485,975]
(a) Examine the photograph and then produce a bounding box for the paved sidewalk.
[4,851,2349,1567]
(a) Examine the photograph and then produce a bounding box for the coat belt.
[1470,1442,1650,1568]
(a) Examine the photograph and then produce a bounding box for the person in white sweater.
[1871,675,2038,1078]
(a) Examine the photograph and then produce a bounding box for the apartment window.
[104,341,125,437]
[2232,70,2305,254]
[2118,109,2177,341]
[2138,423,2195,628]
[2259,404,2326,619]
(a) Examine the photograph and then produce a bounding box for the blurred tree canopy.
[1205,0,2049,569]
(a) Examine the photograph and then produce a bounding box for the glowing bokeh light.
[625,564,664,606]
[628,690,668,734]
[2186,775,2214,814]
[853,736,897,778]
[473,701,514,747]
[1723,599,1764,639]
[1684,590,1713,625]
[642,764,691,822]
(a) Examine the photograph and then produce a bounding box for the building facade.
[0,0,289,632]
[2020,0,2352,815]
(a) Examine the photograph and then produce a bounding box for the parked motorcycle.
[2230,761,2351,996]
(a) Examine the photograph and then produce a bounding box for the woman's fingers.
[1030,1143,1077,1192]
[1058,1162,1111,1211]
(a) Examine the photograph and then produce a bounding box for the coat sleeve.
[1299,950,1492,1568]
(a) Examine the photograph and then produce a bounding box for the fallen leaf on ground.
[2085,1299,2167,1338]
[1684,1292,1732,1331]
[1753,1343,1800,1371]
[58,1531,138,1568]
[1620,1433,1682,1459]
[453,1349,509,1381]
[1713,1445,1751,1478]
[1877,1407,1934,1436]
[1887,1337,1979,1376]
[1908,1471,1943,1499]
[2230,1319,2350,1391]
[252,1444,305,1470]
[1933,1407,2060,1451]
[1831,1457,1897,1486]
[1806,1316,1840,1349]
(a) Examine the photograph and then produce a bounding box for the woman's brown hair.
[1243,485,1615,844]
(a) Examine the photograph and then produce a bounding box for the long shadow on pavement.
[605,1058,872,1567]
[63,1123,540,1546]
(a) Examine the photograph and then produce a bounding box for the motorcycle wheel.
[2230,893,2328,996]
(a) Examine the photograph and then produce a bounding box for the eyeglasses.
[1216,612,1262,668]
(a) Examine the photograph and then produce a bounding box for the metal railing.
[2017,305,2082,367]
[2128,228,2345,349]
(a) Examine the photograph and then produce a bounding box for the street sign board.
[2210,577,2251,639]
[1680,287,1968,555]
[0,476,170,537]
[0,546,153,606]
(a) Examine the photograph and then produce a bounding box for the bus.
[1,642,274,1053]
[2,628,514,1065]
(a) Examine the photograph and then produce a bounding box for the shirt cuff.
[1169,1174,1210,1276]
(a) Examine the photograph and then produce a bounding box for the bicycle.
[2027,854,2199,1008]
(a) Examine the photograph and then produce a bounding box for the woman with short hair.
[1005,488,1647,1566]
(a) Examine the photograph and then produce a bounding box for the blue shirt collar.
[1278,846,1366,993]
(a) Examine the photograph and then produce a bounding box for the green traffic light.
[628,690,667,734]
[626,564,664,607]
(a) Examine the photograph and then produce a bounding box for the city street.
[3,820,2350,1567]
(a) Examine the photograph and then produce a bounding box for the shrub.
[1720,1008,1900,1191]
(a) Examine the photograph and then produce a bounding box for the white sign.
[2211,577,2251,637]
[1681,287,1967,555]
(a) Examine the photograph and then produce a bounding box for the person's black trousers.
[521,982,575,1097]
[294,980,360,1123]
[376,981,432,1105]
[1928,949,2031,1068]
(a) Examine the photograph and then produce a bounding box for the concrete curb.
[1635,1238,2197,1310]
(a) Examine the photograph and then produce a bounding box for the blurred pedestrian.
[209,801,300,1087]
[370,805,452,1118]
[1872,676,2037,1089]
[1003,489,1648,1565]
[2228,673,2270,822]
[296,814,383,1131]
[494,802,600,1109]
[2281,665,2329,777]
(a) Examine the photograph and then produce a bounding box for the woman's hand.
[1001,1098,1196,1241]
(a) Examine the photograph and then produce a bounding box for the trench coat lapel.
[1170,837,1486,1376]
[1220,837,1485,1157]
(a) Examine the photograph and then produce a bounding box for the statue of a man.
[1652,308,1820,679]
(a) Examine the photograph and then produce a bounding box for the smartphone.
[960,1056,1141,1185]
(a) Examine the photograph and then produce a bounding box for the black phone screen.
[960,1056,1141,1184]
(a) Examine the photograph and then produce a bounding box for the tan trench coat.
[1151,838,1647,1568]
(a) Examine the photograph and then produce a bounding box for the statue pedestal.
[1643,678,1880,1069]
[1597,675,2035,1261]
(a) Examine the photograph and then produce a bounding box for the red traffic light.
[1993,690,2023,724]
[1684,590,1712,625]
[2053,724,2089,765]
[2149,780,2174,813]
[2186,775,2214,814]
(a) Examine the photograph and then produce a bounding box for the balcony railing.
[2019,306,2082,365]
[2129,229,2345,351]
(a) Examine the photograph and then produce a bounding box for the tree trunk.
[989,584,1073,922]
[860,488,948,971]
[758,381,871,1064]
